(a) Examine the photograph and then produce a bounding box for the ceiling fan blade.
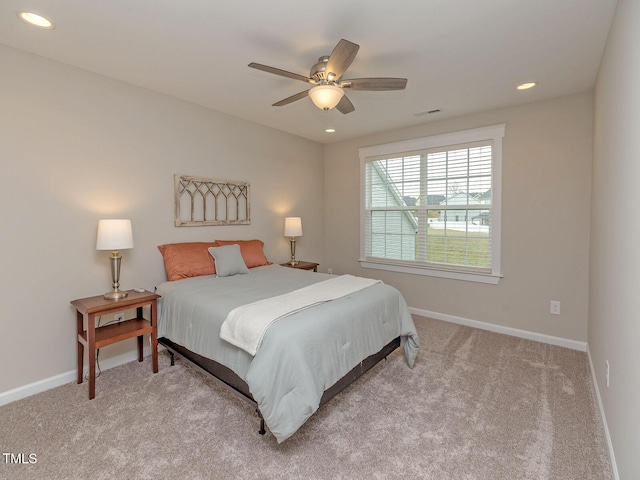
[325,39,360,81]
[248,63,313,84]
[335,95,355,114]
[273,90,310,107]
[340,77,408,91]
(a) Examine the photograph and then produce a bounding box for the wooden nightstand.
[71,290,160,399]
[280,261,319,272]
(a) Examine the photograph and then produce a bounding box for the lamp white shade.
[96,219,134,250]
[308,85,344,111]
[284,217,303,237]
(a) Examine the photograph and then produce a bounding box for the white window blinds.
[360,124,504,282]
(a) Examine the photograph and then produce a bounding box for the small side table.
[280,261,319,272]
[71,290,160,399]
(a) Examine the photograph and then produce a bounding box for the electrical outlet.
[114,312,124,323]
[605,360,610,388]
[550,300,561,315]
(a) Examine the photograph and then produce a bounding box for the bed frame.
[158,335,401,437]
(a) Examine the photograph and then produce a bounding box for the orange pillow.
[214,239,271,268]
[157,242,218,281]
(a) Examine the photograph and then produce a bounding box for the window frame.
[359,124,505,284]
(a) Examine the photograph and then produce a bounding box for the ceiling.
[0,0,617,144]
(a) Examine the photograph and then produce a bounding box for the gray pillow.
[208,244,250,277]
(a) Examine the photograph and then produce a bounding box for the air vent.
[414,109,441,116]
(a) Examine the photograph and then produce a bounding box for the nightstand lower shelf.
[77,319,153,350]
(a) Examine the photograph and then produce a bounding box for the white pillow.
[208,244,250,277]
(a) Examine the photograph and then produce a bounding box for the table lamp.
[96,219,134,299]
[284,217,302,266]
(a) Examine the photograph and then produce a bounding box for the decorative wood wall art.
[174,174,250,227]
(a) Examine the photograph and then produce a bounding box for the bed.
[155,241,419,443]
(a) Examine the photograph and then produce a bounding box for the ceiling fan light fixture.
[309,85,344,111]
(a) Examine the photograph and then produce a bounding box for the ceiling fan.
[248,39,407,114]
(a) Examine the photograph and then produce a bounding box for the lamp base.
[104,289,128,300]
[104,252,128,300]
[289,237,298,266]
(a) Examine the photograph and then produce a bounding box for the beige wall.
[324,92,593,343]
[0,45,324,394]
[591,0,640,478]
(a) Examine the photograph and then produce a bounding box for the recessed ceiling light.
[325,128,336,133]
[18,12,54,29]
[517,82,537,90]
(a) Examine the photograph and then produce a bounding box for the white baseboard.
[586,346,620,480]
[0,346,152,407]
[409,307,588,351]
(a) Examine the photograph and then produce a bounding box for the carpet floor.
[0,316,612,479]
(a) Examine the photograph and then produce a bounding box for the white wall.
[591,0,640,478]
[324,93,593,344]
[0,44,324,395]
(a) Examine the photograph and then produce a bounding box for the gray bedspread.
[156,265,419,443]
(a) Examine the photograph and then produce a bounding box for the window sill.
[359,260,502,284]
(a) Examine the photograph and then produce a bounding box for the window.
[359,124,504,284]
